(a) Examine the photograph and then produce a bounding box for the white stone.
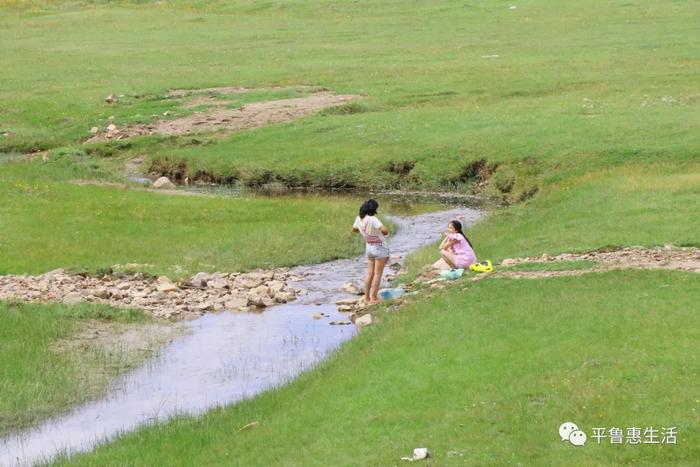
[62,292,82,305]
[152,177,176,189]
[224,297,248,311]
[190,272,210,287]
[342,282,362,295]
[208,278,228,289]
[413,448,430,460]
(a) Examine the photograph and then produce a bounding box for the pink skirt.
[454,253,477,269]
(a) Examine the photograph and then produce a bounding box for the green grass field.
[1,0,698,194]
[1,0,698,464]
[0,158,364,277]
[59,270,700,465]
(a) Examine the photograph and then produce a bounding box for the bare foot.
[369,298,382,305]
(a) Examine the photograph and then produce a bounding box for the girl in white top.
[352,199,390,304]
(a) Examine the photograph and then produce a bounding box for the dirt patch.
[498,246,700,272]
[87,91,361,143]
[166,86,253,98]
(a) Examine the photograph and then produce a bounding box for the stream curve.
[0,206,482,466]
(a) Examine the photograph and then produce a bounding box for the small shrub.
[493,167,516,193]
[385,160,416,176]
[321,102,368,116]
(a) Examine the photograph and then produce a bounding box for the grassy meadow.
[1,0,698,464]
[0,158,364,277]
[59,270,700,465]
[1,0,698,195]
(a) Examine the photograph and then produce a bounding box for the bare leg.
[370,257,388,302]
[364,259,375,304]
[440,250,458,269]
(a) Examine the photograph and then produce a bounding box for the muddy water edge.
[0,192,486,466]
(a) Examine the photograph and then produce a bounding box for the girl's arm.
[380,225,389,236]
[441,237,456,251]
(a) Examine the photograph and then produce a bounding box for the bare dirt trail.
[490,246,700,279]
[86,91,360,143]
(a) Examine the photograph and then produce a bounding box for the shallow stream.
[0,198,483,466]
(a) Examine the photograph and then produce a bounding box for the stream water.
[0,203,482,466]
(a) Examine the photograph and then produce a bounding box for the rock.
[342,282,363,295]
[240,278,263,289]
[355,314,373,327]
[62,292,82,305]
[337,305,353,312]
[500,258,518,266]
[247,271,274,282]
[42,268,65,281]
[273,292,287,303]
[336,298,360,306]
[247,294,266,307]
[105,94,118,104]
[413,448,430,460]
[224,297,248,311]
[195,301,213,311]
[208,278,228,289]
[250,285,270,298]
[156,276,178,292]
[268,280,286,294]
[190,272,211,287]
[107,123,117,132]
[297,288,308,296]
[431,258,451,271]
[312,313,324,320]
[92,288,110,299]
[152,177,176,189]
[90,126,99,134]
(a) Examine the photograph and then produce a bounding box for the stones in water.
[341,282,363,295]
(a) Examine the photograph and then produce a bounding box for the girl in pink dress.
[439,220,476,269]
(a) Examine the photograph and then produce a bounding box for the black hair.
[359,199,379,219]
[450,220,474,249]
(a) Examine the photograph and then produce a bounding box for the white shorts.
[366,244,390,259]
